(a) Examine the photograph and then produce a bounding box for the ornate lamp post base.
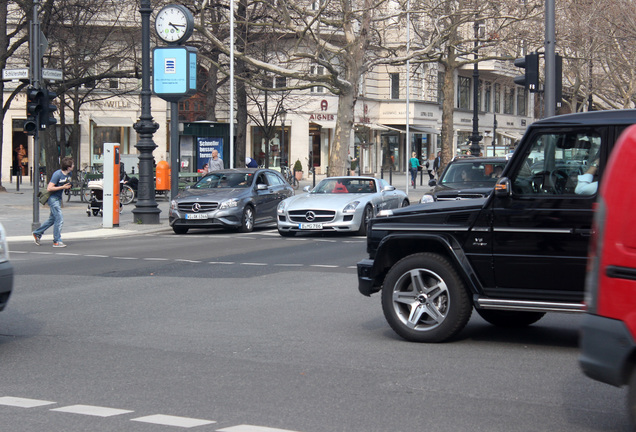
[133,0,161,225]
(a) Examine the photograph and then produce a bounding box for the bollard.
[9,166,12,184]
[389,167,393,184]
[312,167,316,187]
[420,168,424,186]
[380,167,384,179]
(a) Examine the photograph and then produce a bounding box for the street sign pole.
[30,0,42,231]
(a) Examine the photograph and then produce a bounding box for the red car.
[579,123,636,425]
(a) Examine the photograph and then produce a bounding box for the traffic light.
[24,86,43,135]
[513,52,539,92]
[39,89,57,130]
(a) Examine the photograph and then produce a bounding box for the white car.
[0,223,13,312]
[276,176,409,236]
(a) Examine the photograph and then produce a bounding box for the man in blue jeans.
[33,156,74,248]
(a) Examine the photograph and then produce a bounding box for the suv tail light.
[584,200,606,314]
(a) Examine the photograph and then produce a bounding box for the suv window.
[511,131,602,196]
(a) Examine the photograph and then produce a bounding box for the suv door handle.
[575,228,591,236]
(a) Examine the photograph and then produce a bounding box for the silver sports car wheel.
[357,205,373,236]
[381,253,471,342]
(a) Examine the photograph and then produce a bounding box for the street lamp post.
[469,19,483,156]
[132,0,161,224]
[280,109,287,166]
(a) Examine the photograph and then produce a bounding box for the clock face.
[155,5,193,44]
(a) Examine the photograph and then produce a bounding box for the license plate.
[186,214,208,220]
[299,223,323,230]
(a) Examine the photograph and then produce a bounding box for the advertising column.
[103,142,120,228]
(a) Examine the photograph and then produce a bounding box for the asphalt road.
[0,229,629,432]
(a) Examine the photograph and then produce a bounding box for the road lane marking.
[85,254,108,258]
[175,259,202,263]
[131,414,215,428]
[143,257,169,261]
[50,404,133,417]
[310,264,339,268]
[274,263,303,267]
[217,425,302,432]
[241,262,268,266]
[0,396,55,408]
[209,261,235,265]
[113,256,138,260]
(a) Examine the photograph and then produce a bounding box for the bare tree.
[40,0,141,180]
[0,0,30,191]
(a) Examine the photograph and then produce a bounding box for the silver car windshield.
[312,178,376,194]
[194,173,254,189]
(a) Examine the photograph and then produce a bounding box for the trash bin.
[156,160,170,191]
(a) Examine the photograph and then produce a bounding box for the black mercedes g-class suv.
[358,109,636,342]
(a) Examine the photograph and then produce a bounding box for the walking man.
[33,156,74,248]
[208,149,224,171]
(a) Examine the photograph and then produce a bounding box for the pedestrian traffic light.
[39,89,58,130]
[24,86,43,135]
[513,53,539,92]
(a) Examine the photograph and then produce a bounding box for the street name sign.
[2,68,29,81]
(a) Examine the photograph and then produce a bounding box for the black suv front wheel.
[381,253,472,342]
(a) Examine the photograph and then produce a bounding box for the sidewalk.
[0,181,172,244]
[0,172,430,244]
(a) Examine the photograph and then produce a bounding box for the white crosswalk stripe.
[131,414,215,428]
[217,425,301,432]
[50,404,134,417]
[0,396,55,408]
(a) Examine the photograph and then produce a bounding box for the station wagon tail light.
[584,200,605,314]
[343,201,360,213]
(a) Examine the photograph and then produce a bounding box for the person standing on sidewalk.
[409,152,420,188]
[208,149,224,171]
[33,156,74,248]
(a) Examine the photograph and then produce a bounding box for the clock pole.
[132,0,161,224]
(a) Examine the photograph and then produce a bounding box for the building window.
[390,73,400,99]
[517,87,527,116]
[311,66,324,93]
[457,76,471,110]
[504,87,514,114]
[275,76,287,88]
[494,83,501,113]
[484,82,492,112]
[109,60,119,89]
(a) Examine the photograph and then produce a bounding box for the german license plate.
[299,223,323,230]
[186,214,208,220]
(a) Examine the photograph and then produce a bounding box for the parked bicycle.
[280,162,299,190]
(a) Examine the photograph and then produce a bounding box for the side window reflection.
[511,131,602,196]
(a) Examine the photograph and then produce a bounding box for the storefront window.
[381,133,400,171]
[91,125,134,168]
[251,126,288,168]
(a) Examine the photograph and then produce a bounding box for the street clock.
[155,4,194,45]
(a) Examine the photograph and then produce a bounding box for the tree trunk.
[329,89,356,176]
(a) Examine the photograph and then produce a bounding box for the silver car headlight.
[0,223,9,263]
[170,200,178,210]
[420,194,435,203]
[277,200,287,214]
[219,198,239,210]
[343,201,360,214]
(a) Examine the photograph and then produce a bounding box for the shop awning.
[355,123,393,131]
[90,116,134,127]
[381,124,438,134]
[498,131,523,141]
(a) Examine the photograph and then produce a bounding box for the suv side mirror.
[494,177,511,197]
[428,179,437,187]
